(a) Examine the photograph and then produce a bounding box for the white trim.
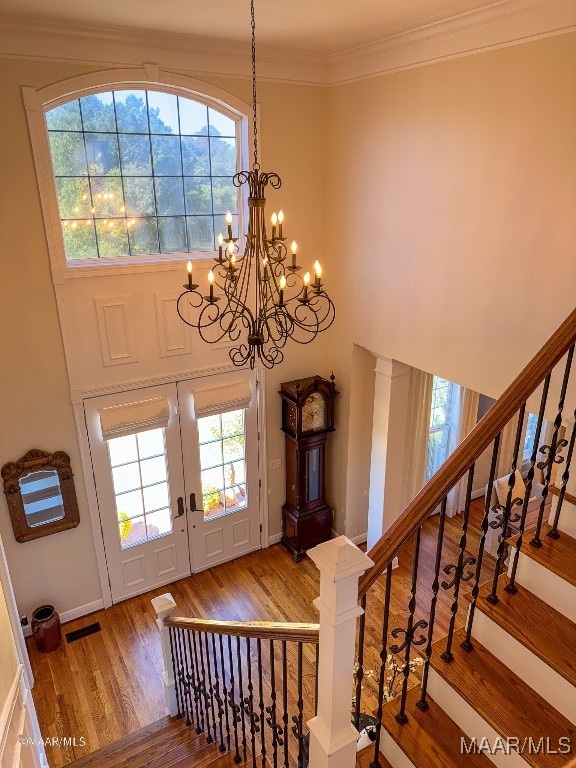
[24,69,252,282]
[74,401,114,608]
[328,0,576,84]
[0,533,33,687]
[1,2,575,86]
[268,532,283,545]
[257,368,269,549]
[21,598,106,637]
[0,666,22,762]
[332,530,367,546]
[471,488,486,500]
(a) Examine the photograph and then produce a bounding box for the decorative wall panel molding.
[94,295,138,367]
[154,292,193,359]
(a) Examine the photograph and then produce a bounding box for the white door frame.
[74,366,268,610]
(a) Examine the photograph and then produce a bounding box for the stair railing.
[153,592,320,768]
[353,306,576,768]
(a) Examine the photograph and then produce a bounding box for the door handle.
[189,492,203,512]
[173,496,185,520]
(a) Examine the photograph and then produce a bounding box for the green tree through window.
[46,90,240,260]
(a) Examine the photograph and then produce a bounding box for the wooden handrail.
[165,616,319,643]
[358,307,576,597]
[549,484,576,507]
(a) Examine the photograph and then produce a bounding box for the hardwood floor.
[28,502,498,768]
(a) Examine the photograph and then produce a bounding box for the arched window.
[44,87,243,262]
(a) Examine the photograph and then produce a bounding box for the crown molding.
[0,1,574,87]
[329,0,576,84]
[0,14,329,86]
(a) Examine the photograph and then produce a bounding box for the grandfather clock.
[279,374,339,562]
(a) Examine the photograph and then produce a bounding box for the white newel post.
[307,536,374,768]
[152,592,178,716]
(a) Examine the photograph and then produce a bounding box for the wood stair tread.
[518,525,576,588]
[429,629,576,767]
[380,687,492,768]
[466,579,576,687]
[62,715,245,768]
[356,744,392,768]
[63,717,188,767]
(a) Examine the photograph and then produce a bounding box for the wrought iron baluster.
[211,633,226,751]
[227,635,242,763]
[353,594,367,729]
[219,634,232,753]
[281,641,289,768]
[236,636,248,763]
[243,637,258,768]
[442,466,476,662]
[531,347,574,548]
[186,632,201,731]
[549,410,576,539]
[394,528,427,724]
[371,562,393,768]
[168,626,183,718]
[266,639,280,768]
[487,403,527,604]
[191,630,206,734]
[180,626,194,727]
[176,628,192,726]
[506,381,550,593]
[291,642,305,768]
[462,435,501,650]
[199,632,214,743]
[256,638,267,768]
[417,497,447,709]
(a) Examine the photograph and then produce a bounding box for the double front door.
[84,371,261,603]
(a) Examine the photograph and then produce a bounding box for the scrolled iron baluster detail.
[291,642,305,768]
[185,633,201,733]
[265,639,282,768]
[191,631,206,734]
[531,347,574,548]
[417,498,447,710]
[180,627,196,728]
[488,499,523,529]
[217,634,232,753]
[209,633,226,751]
[226,635,242,764]
[370,563,393,767]
[242,637,259,768]
[462,434,501,651]
[168,626,183,718]
[487,403,527,604]
[395,527,426,725]
[442,465,475,662]
[353,594,367,729]
[506,383,550,593]
[199,632,215,743]
[176,628,193,727]
[236,636,248,763]
[256,638,267,768]
[549,411,576,539]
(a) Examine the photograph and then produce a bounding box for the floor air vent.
[65,622,101,643]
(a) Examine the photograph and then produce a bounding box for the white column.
[367,357,411,549]
[152,592,178,716]
[307,536,374,768]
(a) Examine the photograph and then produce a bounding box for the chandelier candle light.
[176,0,335,369]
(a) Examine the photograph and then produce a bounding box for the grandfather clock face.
[302,392,327,432]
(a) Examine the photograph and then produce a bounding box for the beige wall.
[326,32,576,534]
[0,59,329,619]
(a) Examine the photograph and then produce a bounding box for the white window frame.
[23,67,252,282]
[426,376,459,481]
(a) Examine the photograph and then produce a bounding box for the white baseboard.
[268,533,283,546]
[471,488,486,500]
[22,599,105,637]
[349,533,368,546]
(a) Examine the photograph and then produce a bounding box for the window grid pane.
[108,427,172,549]
[426,377,455,481]
[198,409,247,518]
[47,90,239,260]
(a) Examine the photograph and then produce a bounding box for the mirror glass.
[19,469,65,527]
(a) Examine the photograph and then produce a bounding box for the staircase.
[352,308,576,768]
[63,715,249,768]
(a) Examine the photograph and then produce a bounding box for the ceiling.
[0,0,508,54]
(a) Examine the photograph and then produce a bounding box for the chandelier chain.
[250,0,259,170]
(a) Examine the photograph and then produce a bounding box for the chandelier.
[176,0,335,369]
